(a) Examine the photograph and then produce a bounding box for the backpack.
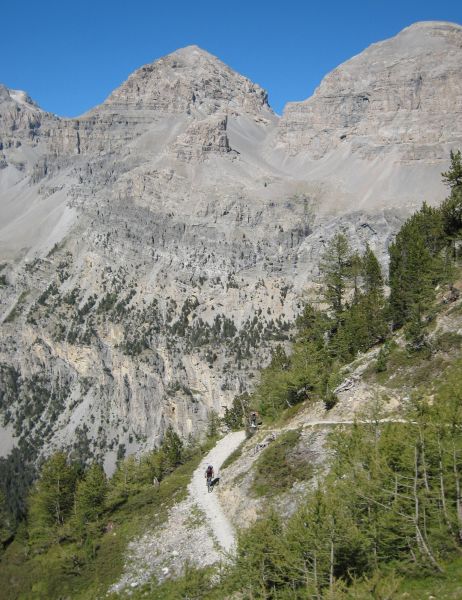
[206,466,213,477]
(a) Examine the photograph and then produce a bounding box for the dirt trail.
[291,417,410,429]
[189,430,246,553]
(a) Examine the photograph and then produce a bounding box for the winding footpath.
[111,419,414,592]
[188,420,409,553]
[189,430,246,553]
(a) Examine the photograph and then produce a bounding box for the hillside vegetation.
[1,152,462,598]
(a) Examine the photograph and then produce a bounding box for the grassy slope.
[0,446,212,600]
[396,556,462,599]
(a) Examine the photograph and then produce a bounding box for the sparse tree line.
[217,365,462,598]
[0,425,185,556]
[224,150,462,426]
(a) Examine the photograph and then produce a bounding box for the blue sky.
[1,0,461,116]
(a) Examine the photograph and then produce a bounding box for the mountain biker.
[250,411,258,428]
[205,465,214,491]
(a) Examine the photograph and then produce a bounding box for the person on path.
[205,464,214,481]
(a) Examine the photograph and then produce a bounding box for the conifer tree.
[389,203,445,328]
[0,490,13,552]
[28,452,78,546]
[73,463,107,532]
[161,426,183,472]
[206,410,221,438]
[362,244,383,296]
[223,393,251,430]
[442,149,462,190]
[441,150,462,239]
[320,233,352,317]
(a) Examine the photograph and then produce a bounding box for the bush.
[251,430,312,497]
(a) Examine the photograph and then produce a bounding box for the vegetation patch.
[221,441,245,470]
[0,431,217,600]
[4,291,29,322]
[251,429,313,497]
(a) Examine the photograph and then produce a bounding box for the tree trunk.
[437,435,453,534]
[414,445,443,571]
[329,539,334,589]
[453,441,462,543]
[313,554,321,600]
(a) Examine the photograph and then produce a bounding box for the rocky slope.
[0,21,461,470]
[270,21,462,212]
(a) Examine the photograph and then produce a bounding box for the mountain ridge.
[0,20,461,474]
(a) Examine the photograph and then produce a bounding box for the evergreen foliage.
[442,149,462,190]
[389,151,462,333]
[28,452,79,548]
[388,203,447,330]
[222,392,251,430]
[0,490,14,552]
[0,446,36,524]
[242,239,388,419]
[320,232,352,316]
[217,363,462,598]
[73,463,107,534]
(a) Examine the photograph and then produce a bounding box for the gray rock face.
[0,23,461,469]
[276,22,462,161]
[171,114,235,161]
[100,45,271,118]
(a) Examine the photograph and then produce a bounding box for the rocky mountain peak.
[0,84,46,153]
[0,84,41,109]
[276,20,462,161]
[400,20,462,33]
[96,45,272,119]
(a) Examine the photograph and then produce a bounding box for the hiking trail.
[189,430,246,553]
[110,430,246,592]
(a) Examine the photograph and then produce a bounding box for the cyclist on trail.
[205,465,215,491]
[250,411,258,428]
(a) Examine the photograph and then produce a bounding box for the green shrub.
[251,429,312,497]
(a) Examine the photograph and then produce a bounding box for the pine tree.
[0,490,14,552]
[442,149,462,190]
[389,203,446,328]
[161,426,183,472]
[28,452,78,547]
[223,393,251,431]
[73,463,107,532]
[441,187,462,239]
[206,409,221,439]
[320,233,352,317]
[362,244,383,296]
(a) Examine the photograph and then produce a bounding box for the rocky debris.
[109,496,220,593]
[442,283,462,304]
[253,432,277,455]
